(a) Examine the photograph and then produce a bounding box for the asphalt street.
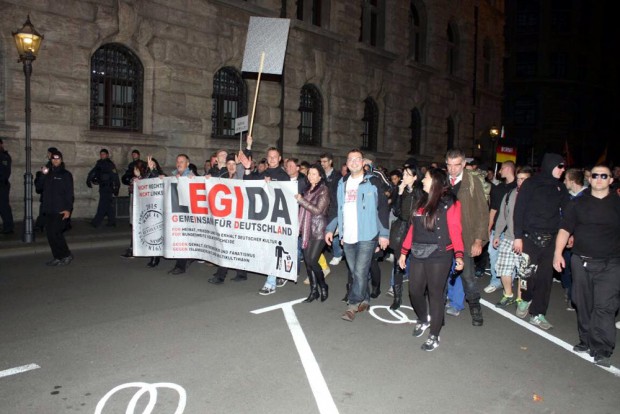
[1,242,619,413]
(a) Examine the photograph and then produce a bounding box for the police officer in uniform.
[0,138,14,234]
[87,148,120,227]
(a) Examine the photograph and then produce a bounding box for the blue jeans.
[332,234,343,258]
[343,240,376,305]
[488,230,502,288]
[265,274,276,288]
[447,275,465,311]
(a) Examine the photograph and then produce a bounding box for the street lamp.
[489,125,500,141]
[13,15,43,243]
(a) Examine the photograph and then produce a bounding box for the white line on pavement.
[0,363,40,379]
[251,298,339,414]
[480,299,620,378]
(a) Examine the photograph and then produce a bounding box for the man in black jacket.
[35,150,74,266]
[87,149,120,227]
[121,149,141,191]
[513,153,569,329]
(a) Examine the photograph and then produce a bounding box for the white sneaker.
[259,286,276,295]
[323,267,331,278]
[616,321,620,329]
[483,284,499,293]
[385,253,394,263]
[329,256,342,265]
[303,277,310,285]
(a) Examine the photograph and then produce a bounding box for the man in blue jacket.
[326,149,390,322]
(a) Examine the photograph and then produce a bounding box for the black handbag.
[411,243,438,259]
[389,219,409,251]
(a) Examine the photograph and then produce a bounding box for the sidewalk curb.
[0,238,129,259]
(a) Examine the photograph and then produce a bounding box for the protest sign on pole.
[133,177,299,281]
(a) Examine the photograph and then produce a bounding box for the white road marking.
[480,299,620,377]
[0,363,40,379]
[95,382,186,414]
[251,298,339,414]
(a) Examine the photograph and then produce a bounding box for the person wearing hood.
[35,150,74,266]
[513,153,569,329]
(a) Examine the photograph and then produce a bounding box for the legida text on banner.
[133,177,298,281]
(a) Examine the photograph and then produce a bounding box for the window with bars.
[361,97,378,151]
[212,67,247,139]
[298,84,322,146]
[409,108,421,154]
[90,43,143,132]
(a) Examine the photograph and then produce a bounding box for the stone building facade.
[0,0,504,219]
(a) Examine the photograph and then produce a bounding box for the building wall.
[0,0,504,218]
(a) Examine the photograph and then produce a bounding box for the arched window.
[298,84,322,146]
[447,23,459,76]
[447,116,455,150]
[211,67,247,139]
[409,1,427,63]
[409,108,421,154]
[362,97,378,151]
[483,38,492,87]
[90,43,143,131]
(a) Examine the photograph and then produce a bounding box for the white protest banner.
[133,177,298,281]
[132,179,165,256]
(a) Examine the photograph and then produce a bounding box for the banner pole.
[249,52,265,138]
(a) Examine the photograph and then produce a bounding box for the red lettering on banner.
[189,183,208,214]
[209,184,232,217]
[234,186,244,219]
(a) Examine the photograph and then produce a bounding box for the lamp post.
[13,15,43,243]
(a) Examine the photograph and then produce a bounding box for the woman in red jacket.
[398,168,464,351]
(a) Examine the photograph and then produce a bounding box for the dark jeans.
[0,183,14,231]
[409,258,452,336]
[571,255,620,358]
[92,190,115,226]
[461,255,481,307]
[46,213,71,259]
[343,239,376,305]
[521,237,555,316]
[561,249,573,301]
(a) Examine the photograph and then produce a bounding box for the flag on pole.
[595,145,608,165]
[500,126,505,139]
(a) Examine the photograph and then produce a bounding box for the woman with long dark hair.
[388,162,424,309]
[295,164,331,302]
[398,168,464,351]
[144,156,165,267]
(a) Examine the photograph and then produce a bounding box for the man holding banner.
[240,145,291,295]
[326,149,390,322]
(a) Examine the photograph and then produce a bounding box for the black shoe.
[573,342,589,353]
[46,258,61,266]
[120,249,133,258]
[208,276,225,285]
[304,289,320,303]
[594,353,611,367]
[146,257,160,268]
[319,284,329,302]
[470,305,484,326]
[106,222,116,227]
[168,267,185,275]
[58,255,73,266]
[370,285,381,299]
[231,274,247,281]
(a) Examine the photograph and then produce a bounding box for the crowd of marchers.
[1,137,619,361]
